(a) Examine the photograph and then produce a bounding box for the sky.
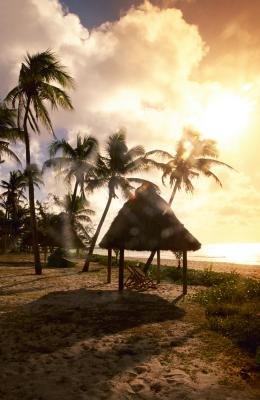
[0,0,260,244]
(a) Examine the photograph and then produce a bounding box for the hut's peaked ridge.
[99,185,201,251]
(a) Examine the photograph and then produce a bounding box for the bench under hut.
[99,184,201,293]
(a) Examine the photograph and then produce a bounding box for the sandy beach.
[0,257,259,400]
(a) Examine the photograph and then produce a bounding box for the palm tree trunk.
[143,250,156,274]
[168,180,179,207]
[144,180,179,274]
[23,99,42,275]
[82,192,113,272]
[71,180,79,212]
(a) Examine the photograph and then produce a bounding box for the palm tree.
[37,194,93,255]
[0,171,26,219]
[0,166,43,228]
[44,135,98,212]
[147,129,233,205]
[0,171,30,249]
[5,50,74,274]
[144,129,233,270]
[53,193,94,231]
[82,130,158,272]
[0,102,21,165]
[23,163,44,190]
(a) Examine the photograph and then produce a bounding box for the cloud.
[0,0,206,138]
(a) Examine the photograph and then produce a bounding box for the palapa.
[100,184,201,293]
[100,184,201,252]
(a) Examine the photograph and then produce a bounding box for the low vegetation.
[149,263,239,287]
[91,253,239,286]
[194,278,260,357]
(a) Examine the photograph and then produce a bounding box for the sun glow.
[196,91,253,144]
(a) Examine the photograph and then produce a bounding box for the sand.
[0,258,259,400]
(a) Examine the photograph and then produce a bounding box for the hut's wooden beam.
[119,248,125,291]
[156,250,161,284]
[107,248,112,283]
[183,250,187,295]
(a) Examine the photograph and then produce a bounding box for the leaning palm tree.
[150,129,233,205]
[44,135,98,212]
[0,102,21,165]
[5,50,74,274]
[144,129,233,270]
[82,130,157,272]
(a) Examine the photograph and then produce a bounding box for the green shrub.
[195,278,260,305]
[149,264,239,287]
[194,278,260,354]
[91,253,121,266]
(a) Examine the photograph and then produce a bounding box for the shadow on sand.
[0,289,210,399]
[16,288,185,341]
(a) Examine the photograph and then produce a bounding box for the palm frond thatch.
[100,184,201,251]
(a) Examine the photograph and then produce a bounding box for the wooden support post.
[183,250,187,295]
[119,248,125,291]
[156,250,161,284]
[107,248,112,283]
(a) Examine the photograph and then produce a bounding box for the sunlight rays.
[195,90,253,144]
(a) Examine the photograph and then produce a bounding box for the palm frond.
[126,145,145,160]
[195,157,234,171]
[23,163,44,188]
[0,141,21,165]
[201,169,223,187]
[40,82,73,111]
[183,177,195,193]
[145,149,174,159]
[43,156,72,172]
[33,96,54,133]
[127,177,159,192]
[111,176,134,199]
[28,108,40,133]
[24,49,75,88]
[49,139,75,157]
[86,177,107,193]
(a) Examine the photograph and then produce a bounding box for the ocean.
[95,243,260,266]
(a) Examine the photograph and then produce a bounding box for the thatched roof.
[100,185,201,252]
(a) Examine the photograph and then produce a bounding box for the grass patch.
[194,278,260,356]
[91,254,117,265]
[92,253,239,287]
[149,264,239,287]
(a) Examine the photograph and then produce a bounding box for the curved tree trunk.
[71,180,79,212]
[24,99,42,275]
[68,180,79,227]
[144,180,179,274]
[82,192,113,272]
[168,180,179,207]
